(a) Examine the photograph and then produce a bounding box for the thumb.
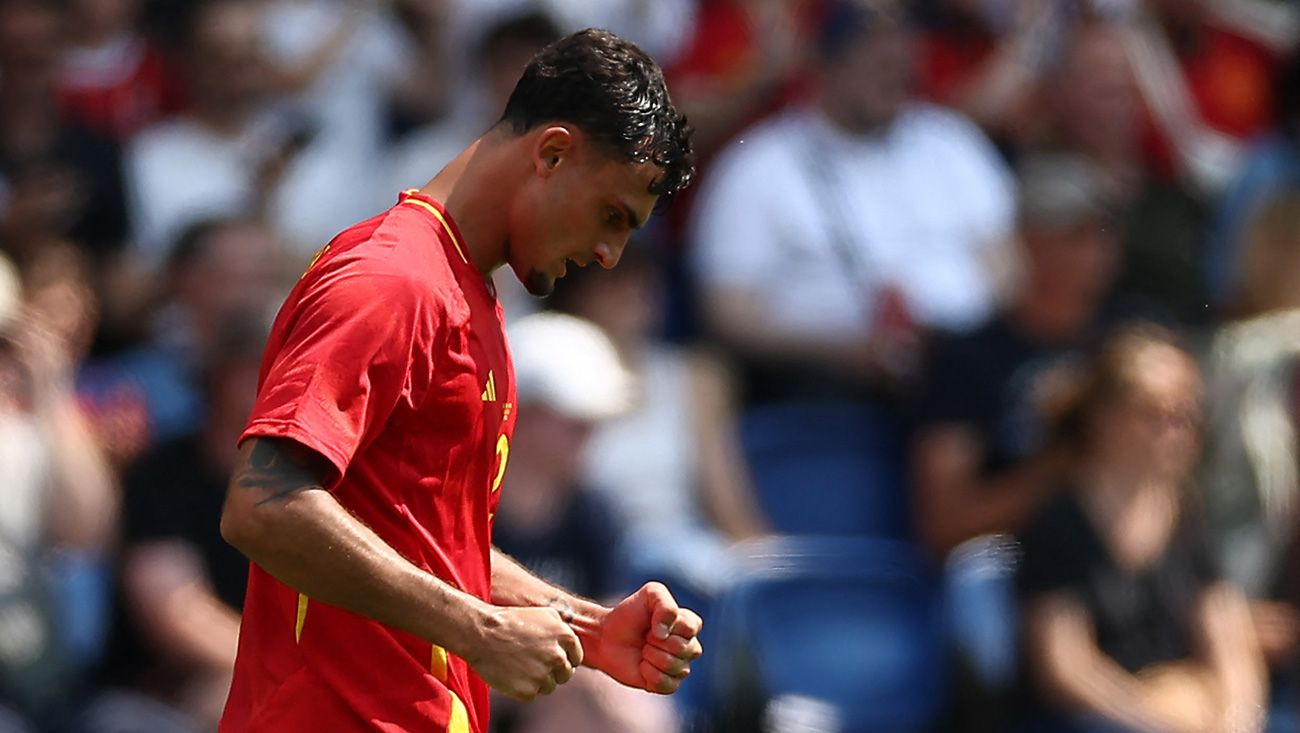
[642,582,679,641]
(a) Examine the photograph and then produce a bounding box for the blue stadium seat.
[707,537,947,733]
[740,402,908,538]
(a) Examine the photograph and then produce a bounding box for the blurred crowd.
[2,0,1300,731]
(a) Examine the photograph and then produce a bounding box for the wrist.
[436,589,499,666]
[555,596,608,667]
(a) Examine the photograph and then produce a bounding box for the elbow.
[220,497,272,560]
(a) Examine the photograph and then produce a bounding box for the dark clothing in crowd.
[1016,492,1218,706]
[491,487,624,603]
[99,435,246,693]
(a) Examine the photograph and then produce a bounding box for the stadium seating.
[706,536,947,733]
[739,402,909,538]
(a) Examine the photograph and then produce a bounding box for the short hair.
[499,29,694,203]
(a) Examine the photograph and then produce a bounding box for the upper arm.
[220,436,334,549]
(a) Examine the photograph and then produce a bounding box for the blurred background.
[2,0,1300,731]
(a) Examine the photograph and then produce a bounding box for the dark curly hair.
[499,29,695,204]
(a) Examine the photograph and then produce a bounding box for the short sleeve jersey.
[220,190,515,733]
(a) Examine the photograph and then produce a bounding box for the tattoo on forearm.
[235,441,323,506]
[547,595,576,625]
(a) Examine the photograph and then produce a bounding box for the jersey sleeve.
[241,256,435,483]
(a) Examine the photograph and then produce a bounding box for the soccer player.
[216,29,700,733]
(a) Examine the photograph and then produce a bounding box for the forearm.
[38,388,118,549]
[221,439,493,660]
[913,438,1062,554]
[226,488,490,655]
[1199,585,1267,730]
[1030,599,1172,733]
[491,548,608,659]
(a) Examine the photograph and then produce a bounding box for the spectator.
[123,0,335,261]
[490,312,676,733]
[1201,192,1300,678]
[255,0,450,242]
[666,0,820,160]
[78,217,289,466]
[0,251,118,730]
[1207,49,1300,306]
[691,1,1015,407]
[1125,0,1280,194]
[549,244,767,601]
[57,0,184,142]
[914,0,1074,153]
[91,317,263,732]
[1017,324,1268,733]
[1043,19,1210,323]
[909,154,1134,724]
[0,0,131,259]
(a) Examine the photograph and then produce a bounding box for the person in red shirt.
[216,29,699,733]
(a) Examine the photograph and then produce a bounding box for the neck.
[420,131,517,278]
[818,98,891,138]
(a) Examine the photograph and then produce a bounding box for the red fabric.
[917,29,996,105]
[56,40,184,141]
[220,191,515,733]
[1142,24,1278,178]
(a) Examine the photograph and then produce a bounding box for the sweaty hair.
[499,29,694,203]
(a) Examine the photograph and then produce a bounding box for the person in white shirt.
[690,2,1015,405]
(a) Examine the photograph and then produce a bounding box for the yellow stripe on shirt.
[448,691,470,733]
[295,593,309,643]
[431,644,449,682]
[400,193,469,265]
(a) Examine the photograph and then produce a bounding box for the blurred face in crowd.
[187,0,268,117]
[68,0,137,41]
[820,21,916,134]
[1051,23,1141,158]
[176,222,286,332]
[0,0,61,87]
[1088,343,1202,483]
[512,404,594,486]
[1022,214,1120,307]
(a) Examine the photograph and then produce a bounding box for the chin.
[522,268,555,297]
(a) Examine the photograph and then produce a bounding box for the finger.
[639,659,685,695]
[559,628,584,668]
[641,582,680,641]
[552,659,575,686]
[649,634,703,663]
[667,607,703,640]
[642,643,691,679]
[538,675,558,696]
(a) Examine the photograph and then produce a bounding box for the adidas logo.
[481,371,497,402]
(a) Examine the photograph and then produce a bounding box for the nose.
[593,240,625,270]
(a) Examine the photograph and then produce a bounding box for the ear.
[531,126,576,178]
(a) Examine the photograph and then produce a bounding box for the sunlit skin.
[422,124,661,297]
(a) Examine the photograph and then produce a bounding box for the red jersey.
[221,190,515,733]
